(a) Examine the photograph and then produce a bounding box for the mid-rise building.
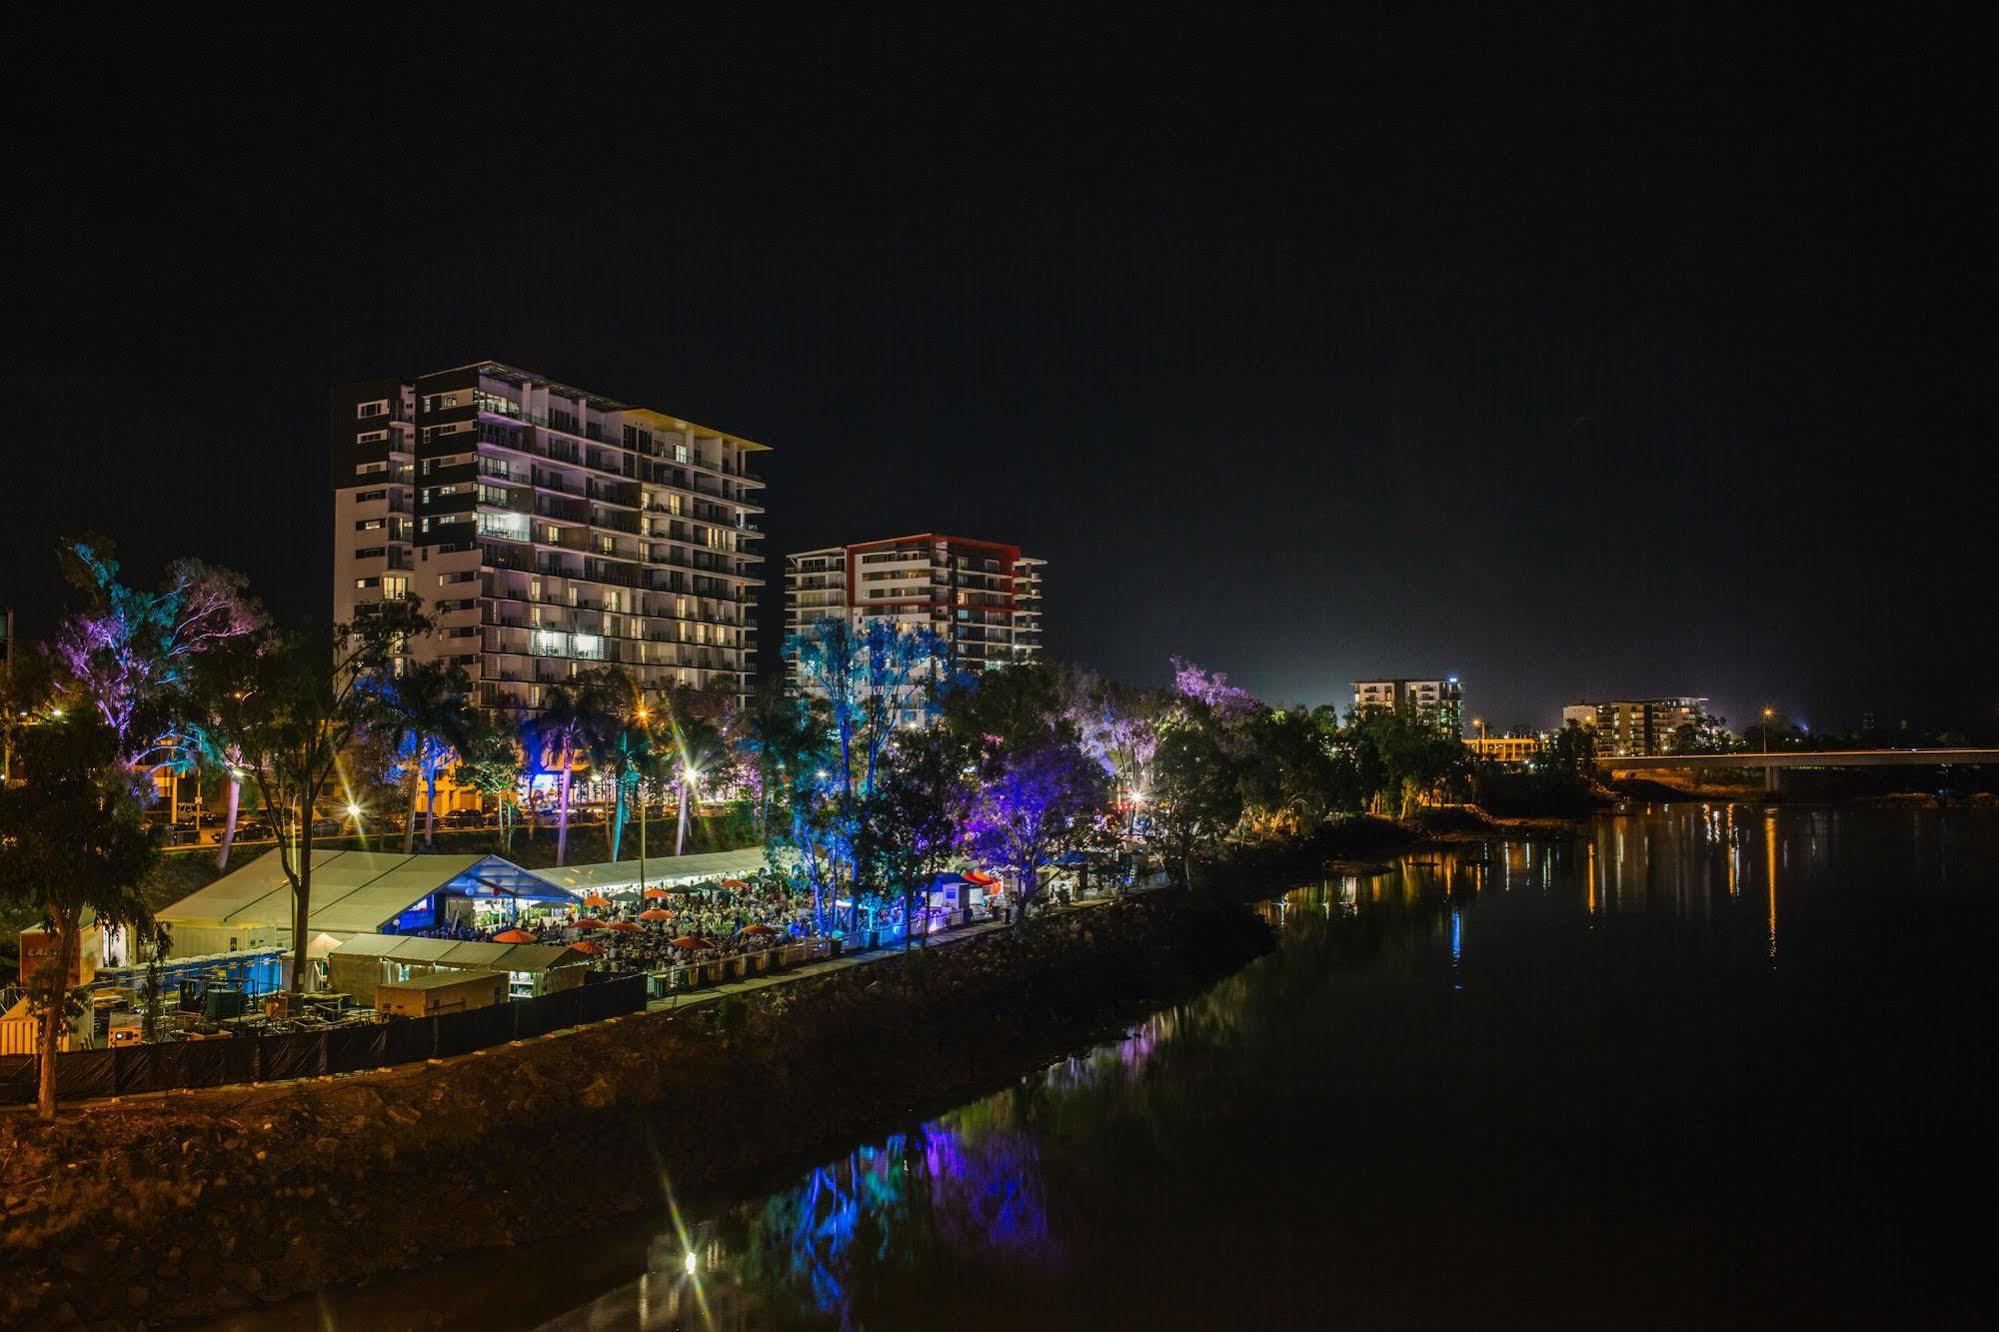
[1465,734,1540,765]
[1352,677,1464,737]
[1562,697,1709,757]
[331,361,766,714]
[0,608,13,676]
[784,534,1044,687]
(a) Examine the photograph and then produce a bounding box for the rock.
[127,1285,150,1309]
[579,1077,619,1111]
[386,1104,421,1127]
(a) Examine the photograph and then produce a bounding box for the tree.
[1536,719,1601,783]
[782,619,948,929]
[0,710,161,1117]
[1151,717,1244,888]
[367,659,475,851]
[455,716,526,854]
[859,726,964,947]
[733,674,829,839]
[535,667,621,866]
[962,738,1103,922]
[192,602,428,994]
[656,683,730,857]
[49,539,263,777]
[1064,671,1166,835]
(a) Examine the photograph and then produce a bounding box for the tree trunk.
[675,778,692,856]
[291,815,314,994]
[403,760,420,855]
[610,779,626,861]
[424,751,439,849]
[216,773,242,871]
[36,912,79,1119]
[556,750,573,866]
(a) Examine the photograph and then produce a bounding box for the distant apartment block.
[331,361,765,714]
[0,608,12,676]
[1352,677,1464,737]
[1562,697,1709,757]
[785,534,1044,688]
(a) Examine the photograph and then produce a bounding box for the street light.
[1761,707,1775,757]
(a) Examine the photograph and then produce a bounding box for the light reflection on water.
[209,805,1999,1330]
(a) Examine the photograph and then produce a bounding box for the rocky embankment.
[0,894,1271,1327]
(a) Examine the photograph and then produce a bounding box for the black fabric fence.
[0,974,648,1106]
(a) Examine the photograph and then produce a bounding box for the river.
[207,803,1997,1329]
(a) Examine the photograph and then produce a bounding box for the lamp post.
[1761,707,1775,757]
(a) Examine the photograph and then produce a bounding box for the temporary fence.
[0,973,647,1107]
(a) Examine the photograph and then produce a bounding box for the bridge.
[1598,748,1999,791]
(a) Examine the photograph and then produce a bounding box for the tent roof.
[537,845,780,894]
[160,851,576,935]
[328,933,587,973]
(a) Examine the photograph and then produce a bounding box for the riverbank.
[0,892,1271,1326]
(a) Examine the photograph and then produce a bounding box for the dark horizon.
[3,11,1991,735]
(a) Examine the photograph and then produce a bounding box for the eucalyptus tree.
[49,538,263,780]
[192,600,429,993]
[0,708,162,1117]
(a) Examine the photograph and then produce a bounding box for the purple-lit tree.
[961,738,1104,922]
[860,726,965,947]
[1169,656,1259,721]
[1064,669,1166,834]
[536,666,621,866]
[50,539,264,780]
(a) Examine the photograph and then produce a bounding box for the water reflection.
[230,804,1999,1330]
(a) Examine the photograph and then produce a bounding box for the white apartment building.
[784,534,1044,691]
[331,361,765,713]
[1352,677,1465,736]
[1562,697,1709,757]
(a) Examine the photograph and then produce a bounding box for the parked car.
[232,820,270,842]
[443,808,485,829]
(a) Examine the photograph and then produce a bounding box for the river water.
[212,804,1997,1329]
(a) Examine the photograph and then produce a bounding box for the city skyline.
[3,12,1990,735]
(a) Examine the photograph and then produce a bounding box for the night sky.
[4,11,1990,734]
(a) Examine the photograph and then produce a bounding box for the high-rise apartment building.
[784,535,1044,685]
[1561,697,1709,757]
[331,361,765,714]
[1352,677,1464,736]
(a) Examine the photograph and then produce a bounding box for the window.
[356,461,388,477]
[421,392,460,413]
[356,400,389,419]
[357,428,389,444]
[354,519,384,532]
[383,575,410,601]
[477,511,531,542]
[474,389,521,418]
[355,577,380,589]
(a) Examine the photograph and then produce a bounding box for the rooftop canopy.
[325,933,588,975]
[158,850,578,936]
[537,846,781,895]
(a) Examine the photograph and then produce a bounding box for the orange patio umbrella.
[670,935,714,950]
[571,939,606,956]
[720,878,751,891]
[739,923,778,937]
[643,886,670,900]
[964,871,999,886]
[607,920,642,934]
[583,894,613,910]
[638,908,674,923]
[573,917,609,930]
[492,928,536,944]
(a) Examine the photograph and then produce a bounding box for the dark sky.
[4,9,1991,734]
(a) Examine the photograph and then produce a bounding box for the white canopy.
[537,845,781,895]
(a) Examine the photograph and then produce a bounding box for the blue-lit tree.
[366,659,475,851]
[780,619,950,931]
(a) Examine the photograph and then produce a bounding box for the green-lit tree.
[455,715,526,854]
[535,667,621,866]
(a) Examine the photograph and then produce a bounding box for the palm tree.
[370,660,475,852]
[538,667,620,866]
[659,685,729,857]
[455,716,525,854]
